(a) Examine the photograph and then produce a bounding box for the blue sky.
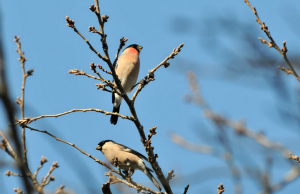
[1,0,300,193]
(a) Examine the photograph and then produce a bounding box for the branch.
[289,153,300,163]
[105,171,160,194]
[42,161,59,187]
[55,185,66,194]
[17,108,132,125]
[22,124,121,176]
[14,36,40,194]
[166,170,175,182]
[5,170,23,177]
[0,130,17,160]
[112,37,128,68]
[278,66,300,82]
[33,156,48,179]
[131,43,184,102]
[68,68,119,94]
[66,16,105,61]
[217,183,225,194]
[244,0,300,82]
[183,185,189,194]
[13,188,25,194]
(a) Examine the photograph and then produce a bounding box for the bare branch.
[166,170,175,182]
[66,16,105,61]
[0,130,17,160]
[41,161,59,187]
[105,171,160,194]
[131,43,185,102]
[217,183,225,194]
[289,153,300,163]
[5,170,23,177]
[183,185,189,194]
[33,156,48,180]
[112,37,128,68]
[278,66,300,82]
[55,185,66,194]
[17,108,132,125]
[22,124,121,176]
[244,0,300,82]
[13,188,25,194]
[15,35,43,194]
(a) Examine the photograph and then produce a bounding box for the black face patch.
[126,44,142,53]
[97,140,113,149]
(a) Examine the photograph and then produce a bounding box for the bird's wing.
[116,142,148,161]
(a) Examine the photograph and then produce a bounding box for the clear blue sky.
[1,0,300,193]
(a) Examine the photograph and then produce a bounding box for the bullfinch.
[110,44,143,125]
[96,140,162,191]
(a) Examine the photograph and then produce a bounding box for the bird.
[110,44,143,125]
[96,140,162,191]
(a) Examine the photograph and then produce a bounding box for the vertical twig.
[0,22,33,193]
[14,36,43,194]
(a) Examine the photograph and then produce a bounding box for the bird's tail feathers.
[110,105,120,125]
[145,168,161,191]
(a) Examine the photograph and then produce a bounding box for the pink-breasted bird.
[110,44,143,125]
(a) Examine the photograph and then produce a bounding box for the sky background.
[1,0,300,194]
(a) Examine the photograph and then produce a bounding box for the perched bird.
[110,44,143,125]
[96,140,161,191]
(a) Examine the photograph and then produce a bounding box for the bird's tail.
[110,105,120,125]
[144,167,162,191]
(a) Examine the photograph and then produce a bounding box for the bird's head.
[96,140,113,151]
[126,44,143,53]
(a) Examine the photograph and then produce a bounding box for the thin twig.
[166,170,175,182]
[42,161,59,187]
[17,108,132,125]
[217,183,225,194]
[13,188,25,194]
[14,36,40,194]
[33,156,48,179]
[183,185,189,194]
[0,130,17,160]
[289,153,300,163]
[112,37,128,68]
[244,0,300,82]
[131,43,184,102]
[5,170,23,177]
[22,124,122,176]
[105,172,160,194]
[55,185,65,194]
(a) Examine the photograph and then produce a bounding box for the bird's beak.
[96,145,101,150]
[137,46,143,52]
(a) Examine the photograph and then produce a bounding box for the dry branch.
[5,170,23,177]
[105,172,160,194]
[183,185,189,194]
[17,108,132,125]
[22,124,122,176]
[131,43,184,102]
[244,0,300,82]
[217,183,225,194]
[0,130,17,160]
[289,153,300,163]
